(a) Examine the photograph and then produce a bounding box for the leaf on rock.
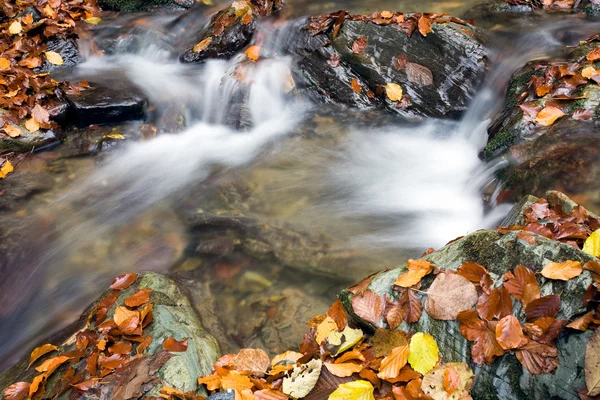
[525,295,560,321]
[44,51,64,66]
[421,362,474,400]
[352,37,368,54]
[523,317,566,344]
[515,341,558,375]
[425,272,478,320]
[163,337,188,352]
[325,362,363,378]
[394,259,434,288]
[503,265,539,305]
[32,104,51,125]
[352,290,384,325]
[231,349,270,375]
[328,53,341,68]
[443,365,461,395]
[351,78,362,94]
[457,262,489,285]
[28,344,59,368]
[327,326,364,355]
[370,329,410,357]
[110,273,138,290]
[535,106,565,126]
[316,316,338,344]
[328,380,375,400]
[377,345,409,379]
[9,21,22,35]
[583,229,600,257]
[3,125,23,138]
[567,311,595,331]
[495,315,528,350]
[385,83,404,103]
[408,332,439,374]
[477,286,513,321]
[405,62,433,86]
[193,37,212,53]
[328,300,348,330]
[124,288,152,308]
[541,260,583,281]
[586,330,600,396]
[457,310,504,365]
[0,160,14,179]
[417,15,431,36]
[282,359,322,398]
[3,382,30,400]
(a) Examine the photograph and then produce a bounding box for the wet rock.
[339,194,599,400]
[38,37,82,73]
[65,82,147,127]
[273,13,487,119]
[483,39,600,209]
[0,128,60,154]
[0,272,220,397]
[466,0,600,19]
[99,0,194,12]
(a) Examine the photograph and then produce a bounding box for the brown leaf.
[28,344,59,368]
[109,342,133,355]
[517,230,536,244]
[567,311,596,331]
[457,309,504,365]
[405,62,433,86]
[328,53,341,68]
[347,275,373,295]
[523,317,566,344]
[163,337,188,352]
[370,329,410,357]
[352,36,368,54]
[32,104,51,125]
[394,259,434,288]
[425,272,478,320]
[573,109,594,121]
[231,349,271,376]
[515,341,558,375]
[327,299,348,330]
[399,289,423,324]
[110,273,138,290]
[3,382,30,400]
[457,262,489,284]
[477,287,513,321]
[541,260,583,281]
[585,330,600,396]
[525,295,560,321]
[351,78,362,94]
[394,54,408,70]
[495,315,528,350]
[503,265,539,304]
[124,288,152,308]
[418,15,432,36]
[352,289,384,325]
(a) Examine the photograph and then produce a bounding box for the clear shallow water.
[1,0,600,370]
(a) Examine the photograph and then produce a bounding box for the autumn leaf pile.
[196,301,475,400]
[0,0,100,137]
[1,273,198,400]
[514,36,600,128]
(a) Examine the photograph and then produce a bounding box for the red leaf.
[163,337,188,352]
[352,36,367,54]
[110,273,138,290]
[525,295,560,321]
[523,317,567,344]
[515,341,558,374]
[352,289,385,324]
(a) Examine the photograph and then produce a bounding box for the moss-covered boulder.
[0,272,220,398]
[339,195,599,400]
[98,0,194,12]
[482,38,600,209]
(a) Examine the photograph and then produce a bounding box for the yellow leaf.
[85,17,102,25]
[328,380,375,400]
[0,57,10,69]
[386,83,403,102]
[535,106,564,126]
[271,351,304,366]
[103,133,125,140]
[377,345,409,379]
[25,117,40,133]
[0,160,14,179]
[582,66,598,79]
[381,10,393,18]
[245,45,260,62]
[327,325,364,355]
[408,332,439,374]
[9,21,22,35]
[3,125,23,138]
[584,230,600,257]
[28,344,59,367]
[541,260,583,281]
[193,37,212,53]
[44,51,64,66]
[232,1,253,18]
[316,316,338,345]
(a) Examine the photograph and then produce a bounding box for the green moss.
[507,69,538,106]
[482,129,519,159]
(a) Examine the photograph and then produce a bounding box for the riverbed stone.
[99,0,194,12]
[0,272,220,398]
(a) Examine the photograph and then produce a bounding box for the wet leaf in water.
[541,260,583,281]
[163,337,188,352]
[245,46,261,61]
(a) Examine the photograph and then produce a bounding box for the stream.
[1,0,600,373]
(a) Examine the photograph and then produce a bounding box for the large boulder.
[482,37,600,209]
[0,272,220,398]
[98,0,194,12]
[273,12,487,119]
[339,193,599,400]
[465,0,600,19]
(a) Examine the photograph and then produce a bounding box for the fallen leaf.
[198,375,222,391]
[272,351,304,366]
[325,362,363,378]
[385,83,404,103]
[425,272,478,320]
[586,330,600,396]
[3,125,23,138]
[477,286,513,321]
[352,290,384,325]
[221,370,254,391]
[381,11,393,18]
[1,159,16,179]
[328,380,375,400]
[370,329,410,357]
[352,37,368,54]
[109,341,132,355]
[328,300,348,330]
[25,117,39,133]
[163,337,188,352]
[327,325,364,355]
[541,260,583,281]
[114,306,138,326]
[584,230,600,257]
[418,15,432,36]
[457,262,489,285]
[254,389,288,400]
[421,362,474,400]
[124,288,152,308]
[457,309,504,365]
[443,365,460,395]
[495,315,528,350]
[193,37,212,53]
[3,382,30,400]
[377,345,409,379]
[515,341,558,375]
[282,359,322,398]
[328,53,341,68]
[503,265,539,304]
[535,106,565,126]
[523,317,566,344]
[0,57,11,69]
[32,104,51,125]
[394,259,434,287]
[85,17,102,24]
[45,51,64,66]
[110,273,138,290]
[525,295,560,321]
[316,316,338,344]
[245,45,260,61]
[405,62,433,86]
[408,332,439,374]
[29,344,59,368]
[9,21,22,35]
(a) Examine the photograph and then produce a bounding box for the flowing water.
[1,0,600,371]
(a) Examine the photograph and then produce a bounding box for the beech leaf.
[583,229,600,257]
[405,62,433,86]
[282,359,322,398]
[541,260,583,281]
[385,83,404,103]
[45,51,64,66]
[352,37,368,54]
[352,290,384,324]
[425,272,478,320]
[535,106,564,126]
[408,332,439,374]
[3,382,30,400]
[325,362,363,378]
[585,330,600,396]
[495,315,528,350]
[163,337,188,352]
[525,295,560,321]
[421,363,474,400]
[28,344,59,368]
[328,380,375,400]
[377,345,409,379]
[193,37,212,53]
[418,15,431,36]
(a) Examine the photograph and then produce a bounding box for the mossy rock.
[0,272,220,398]
[98,0,193,12]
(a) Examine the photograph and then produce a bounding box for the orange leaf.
[457,310,504,365]
[328,299,348,330]
[198,375,222,391]
[108,341,132,355]
[221,371,254,391]
[136,335,153,355]
[324,362,363,377]
[114,306,138,326]
[334,349,366,364]
[535,106,565,126]
[377,345,409,379]
[477,286,513,321]
[523,317,566,343]
[28,344,59,367]
[163,337,188,352]
[521,282,541,307]
[394,260,434,288]
[515,341,558,374]
[3,382,30,400]
[541,260,583,281]
[193,37,212,53]
[35,356,70,374]
[351,78,362,94]
[503,265,538,302]
[124,288,152,307]
[72,378,100,391]
[457,261,489,284]
[110,273,138,290]
[495,315,528,350]
[231,348,270,375]
[418,15,432,36]
[245,46,260,61]
[443,365,460,395]
[352,289,384,324]
[525,295,560,321]
[567,311,595,331]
